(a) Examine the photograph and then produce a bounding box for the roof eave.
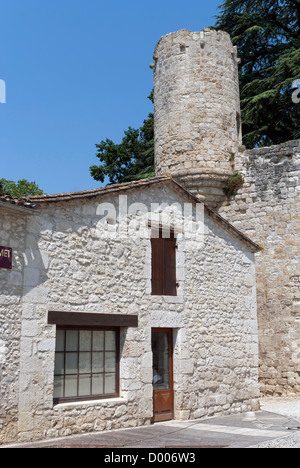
[28,175,261,254]
[0,199,36,214]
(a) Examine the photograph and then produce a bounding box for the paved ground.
[253,397,300,448]
[2,399,300,449]
[260,397,300,421]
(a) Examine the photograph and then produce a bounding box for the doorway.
[151,328,174,422]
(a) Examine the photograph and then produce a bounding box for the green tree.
[90,92,155,184]
[90,2,300,183]
[0,178,44,197]
[214,0,300,148]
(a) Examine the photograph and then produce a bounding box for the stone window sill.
[53,397,126,410]
[148,295,184,304]
[162,295,184,303]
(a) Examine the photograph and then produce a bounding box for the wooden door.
[152,329,174,422]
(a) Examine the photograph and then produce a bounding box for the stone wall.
[151,28,300,398]
[153,29,242,208]
[0,206,29,443]
[219,140,300,396]
[177,214,259,419]
[0,183,260,444]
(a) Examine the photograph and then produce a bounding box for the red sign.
[0,246,12,269]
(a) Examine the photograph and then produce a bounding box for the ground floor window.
[53,327,119,404]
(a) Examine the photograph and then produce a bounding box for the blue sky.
[0,0,222,194]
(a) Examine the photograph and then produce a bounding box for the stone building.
[152,29,300,397]
[0,27,298,445]
[0,176,260,444]
[219,141,300,396]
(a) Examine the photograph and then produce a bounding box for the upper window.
[151,228,177,296]
[53,327,119,404]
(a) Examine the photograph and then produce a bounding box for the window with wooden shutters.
[151,228,177,296]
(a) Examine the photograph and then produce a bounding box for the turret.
[152,29,242,208]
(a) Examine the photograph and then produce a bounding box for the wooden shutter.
[163,235,177,296]
[151,237,164,295]
[151,229,177,296]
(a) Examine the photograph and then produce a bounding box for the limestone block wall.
[153,29,242,207]
[219,140,300,396]
[1,183,259,444]
[0,207,28,443]
[175,215,259,420]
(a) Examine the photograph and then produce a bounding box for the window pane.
[66,330,78,351]
[105,352,116,373]
[105,331,115,351]
[54,328,118,402]
[54,376,63,398]
[79,375,91,396]
[92,374,104,395]
[80,331,91,351]
[65,353,78,374]
[105,373,116,394]
[54,353,64,375]
[92,352,104,373]
[79,353,91,374]
[93,331,104,351]
[56,330,65,352]
[152,331,170,391]
[65,375,78,397]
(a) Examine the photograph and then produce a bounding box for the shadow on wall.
[22,214,52,304]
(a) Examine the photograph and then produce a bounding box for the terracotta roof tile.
[27,175,261,253]
[0,177,262,252]
[0,193,35,209]
[28,176,172,203]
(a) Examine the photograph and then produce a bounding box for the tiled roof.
[0,193,35,209]
[0,176,260,253]
[28,176,173,203]
[27,175,260,253]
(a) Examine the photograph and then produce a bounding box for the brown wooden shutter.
[151,229,177,296]
[163,235,177,296]
[151,237,164,295]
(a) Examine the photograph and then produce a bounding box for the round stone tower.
[151,29,242,208]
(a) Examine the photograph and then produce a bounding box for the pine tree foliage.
[215,0,300,148]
